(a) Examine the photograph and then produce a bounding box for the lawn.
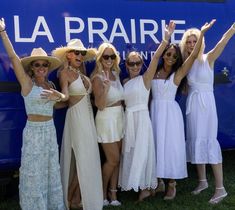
[0,150,235,210]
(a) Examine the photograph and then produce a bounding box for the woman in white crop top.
[180,22,235,204]
[91,43,124,206]
[0,18,66,210]
[52,39,103,210]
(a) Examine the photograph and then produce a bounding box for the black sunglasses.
[32,63,50,68]
[69,50,87,56]
[127,61,142,67]
[166,52,178,60]
[102,54,117,60]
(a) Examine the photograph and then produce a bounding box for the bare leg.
[191,164,208,195]
[209,163,227,204]
[109,141,122,201]
[164,179,176,200]
[68,173,81,208]
[101,142,121,200]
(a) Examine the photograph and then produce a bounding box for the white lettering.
[109,19,129,43]
[88,18,108,42]
[14,16,32,42]
[140,19,159,44]
[65,17,85,42]
[31,16,54,42]
[130,19,136,43]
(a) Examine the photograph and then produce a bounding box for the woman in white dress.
[119,21,175,201]
[180,22,235,204]
[150,20,215,200]
[52,39,103,210]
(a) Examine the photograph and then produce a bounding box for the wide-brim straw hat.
[52,39,96,62]
[21,48,62,72]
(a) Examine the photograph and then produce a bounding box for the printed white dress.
[186,55,222,164]
[151,73,187,179]
[60,75,103,210]
[119,76,157,191]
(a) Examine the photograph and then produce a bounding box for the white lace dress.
[150,73,187,179]
[186,55,222,164]
[119,76,157,191]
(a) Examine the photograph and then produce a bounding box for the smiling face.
[163,46,178,67]
[66,50,85,68]
[126,52,143,78]
[101,48,116,70]
[31,59,50,78]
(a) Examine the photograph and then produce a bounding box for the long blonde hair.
[179,28,205,62]
[91,42,120,78]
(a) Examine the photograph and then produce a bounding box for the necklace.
[68,66,80,73]
[156,67,169,79]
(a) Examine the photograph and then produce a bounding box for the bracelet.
[0,29,6,33]
[55,95,62,102]
[162,39,168,44]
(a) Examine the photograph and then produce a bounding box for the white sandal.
[191,179,208,195]
[209,187,228,204]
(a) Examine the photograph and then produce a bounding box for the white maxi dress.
[60,75,103,210]
[186,55,222,164]
[151,73,187,179]
[119,76,157,191]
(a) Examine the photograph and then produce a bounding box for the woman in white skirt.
[150,21,214,200]
[91,43,124,206]
[0,18,65,210]
[180,21,235,204]
[119,21,175,201]
[52,39,103,210]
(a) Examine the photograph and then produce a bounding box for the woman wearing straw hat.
[52,39,103,210]
[0,18,65,209]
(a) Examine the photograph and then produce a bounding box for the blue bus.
[0,0,235,174]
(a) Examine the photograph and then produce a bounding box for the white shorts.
[95,105,125,143]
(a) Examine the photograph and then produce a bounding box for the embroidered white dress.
[119,76,157,191]
[60,75,103,210]
[151,73,187,179]
[186,55,222,164]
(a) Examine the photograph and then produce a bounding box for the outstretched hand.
[201,19,216,34]
[0,18,6,32]
[164,21,176,41]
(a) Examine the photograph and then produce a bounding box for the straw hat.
[21,48,62,72]
[52,39,97,62]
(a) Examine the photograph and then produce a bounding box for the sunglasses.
[166,52,178,60]
[69,50,87,56]
[102,54,116,60]
[127,61,142,67]
[32,63,50,68]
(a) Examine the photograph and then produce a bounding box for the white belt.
[186,85,213,115]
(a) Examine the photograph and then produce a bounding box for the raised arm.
[143,21,175,89]
[0,18,31,89]
[174,19,216,85]
[92,72,111,111]
[207,22,235,67]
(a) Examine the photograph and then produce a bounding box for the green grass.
[1,150,235,210]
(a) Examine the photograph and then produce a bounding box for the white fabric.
[60,95,103,210]
[95,106,125,143]
[119,76,157,192]
[151,73,188,179]
[186,55,222,164]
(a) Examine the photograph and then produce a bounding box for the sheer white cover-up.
[60,76,103,210]
[119,76,157,191]
[186,55,222,164]
[151,73,187,179]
